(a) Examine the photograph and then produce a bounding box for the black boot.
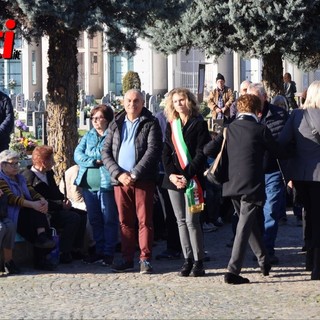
[306,248,314,271]
[311,248,320,280]
[179,258,193,277]
[190,260,205,277]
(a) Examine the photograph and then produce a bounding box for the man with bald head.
[229,80,252,122]
[102,89,163,274]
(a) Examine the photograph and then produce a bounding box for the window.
[90,52,98,75]
[32,51,36,85]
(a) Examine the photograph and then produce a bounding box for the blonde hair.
[303,81,320,109]
[164,88,199,122]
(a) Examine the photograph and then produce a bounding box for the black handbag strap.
[209,127,227,174]
[304,109,320,144]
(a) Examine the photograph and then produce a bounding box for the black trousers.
[294,181,320,248]
[17,207,50,243]
[49,209,87,253]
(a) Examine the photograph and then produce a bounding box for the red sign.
[0,19,20,59]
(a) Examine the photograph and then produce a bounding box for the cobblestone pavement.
[1,210,320,319]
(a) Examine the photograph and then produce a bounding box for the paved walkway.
[1,210,320,319]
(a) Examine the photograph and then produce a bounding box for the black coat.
[260,102,288,173]
[162,115,211,191]
[21,168,65,212]
[0,91,14,152]
[204,116,283,204]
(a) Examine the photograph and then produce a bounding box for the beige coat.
[207,86,235,119]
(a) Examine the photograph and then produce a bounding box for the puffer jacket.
[0,91,14,151]
[260,102,288,173]
[101,107,163,185]
[74,128,112,191]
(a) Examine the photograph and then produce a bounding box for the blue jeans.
[82,189,119,256]
[263,171,286,256]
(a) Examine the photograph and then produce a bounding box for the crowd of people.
[0,74,319,285]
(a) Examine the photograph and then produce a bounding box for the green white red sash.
[171,118,204,213]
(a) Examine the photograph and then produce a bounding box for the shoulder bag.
[204,127,229,185]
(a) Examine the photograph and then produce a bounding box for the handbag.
[48,227,60,266]
[204,127,229,185]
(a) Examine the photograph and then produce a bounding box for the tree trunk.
[261,51,284,100]
[46,29,79,183]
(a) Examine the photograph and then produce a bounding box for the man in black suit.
[204,94,284,284]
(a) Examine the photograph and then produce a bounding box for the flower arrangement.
[9,134,38,159]
[15,119,29,137]
[15,119,28,131]
[8,78,17,89]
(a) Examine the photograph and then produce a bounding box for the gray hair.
[0,150,20,163]
[247,83,266,97]
[124,89,145,102]
[271,95,289,111]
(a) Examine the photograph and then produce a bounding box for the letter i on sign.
[0,20,16,59]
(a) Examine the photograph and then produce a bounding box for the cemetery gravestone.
[26,100,36,127]
[33,91,41,110]
[16,93,24,112]
[32,111,44,139]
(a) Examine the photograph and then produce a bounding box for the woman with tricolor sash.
[162,88,211,277]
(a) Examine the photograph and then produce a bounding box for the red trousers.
[114,180,155,262]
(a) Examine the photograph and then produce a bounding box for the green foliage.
[4,0,187,55]
[144,0,320,93]
[122,71,141,94]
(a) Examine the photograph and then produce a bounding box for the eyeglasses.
[90,116,106,121]
[3,161,20,168]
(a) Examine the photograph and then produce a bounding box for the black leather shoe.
[178,259,193,277]
[224,272,250,284]
[190,260,205,277]
[260,263,271,276]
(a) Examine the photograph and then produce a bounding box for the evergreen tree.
[122,71,141,94]
[144,0,320,97]
[0,0,184,181]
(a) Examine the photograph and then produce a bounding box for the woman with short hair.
[74,104,119,266]
[279,80,320,280]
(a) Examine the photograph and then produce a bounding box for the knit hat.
[216,73,225,82]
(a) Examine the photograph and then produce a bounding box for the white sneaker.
[202,223,218,233]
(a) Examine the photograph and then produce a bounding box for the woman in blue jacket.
[74,104,118,266]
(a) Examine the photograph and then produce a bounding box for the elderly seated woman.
[22,146,87,264]
[0,150,56,271]
[0,189,18,275]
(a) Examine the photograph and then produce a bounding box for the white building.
[2,31,320,103]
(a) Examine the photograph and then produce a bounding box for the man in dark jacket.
[204,94,284,284]
[247,83,289,264]
[101,89,163,274]
[0,91,14,152]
